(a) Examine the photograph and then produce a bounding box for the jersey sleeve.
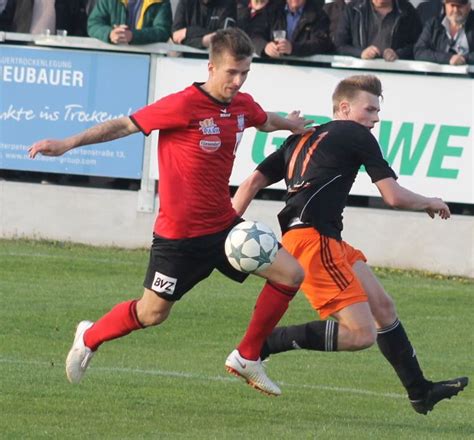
[354,126,398,183]
[130,92,190,136]
[256,145,286,185]
[241,93,267,128]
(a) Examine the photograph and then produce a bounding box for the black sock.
[261,320,338,359]
[377,319,429,399]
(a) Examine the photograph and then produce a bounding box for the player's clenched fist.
[28,139,70,158]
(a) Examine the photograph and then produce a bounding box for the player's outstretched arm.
[257,111,314,135]
[28,116,139,159]
[375,177,451,219]
[232,170,271,216]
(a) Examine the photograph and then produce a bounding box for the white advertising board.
[149,57,473,204]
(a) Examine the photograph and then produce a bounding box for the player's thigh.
[352,260,397,327]
[143,235,215,301]
[284,230,368,319]
[255,246,304,288]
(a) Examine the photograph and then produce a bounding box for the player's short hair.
[210,28,254,63]
[332,75,383,113]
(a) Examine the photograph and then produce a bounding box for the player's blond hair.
[332,75,383,113]
[210,28,254,63]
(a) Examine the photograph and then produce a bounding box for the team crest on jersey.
[199,135,221,153]
[199,118,220,135]
[237,114,245,131]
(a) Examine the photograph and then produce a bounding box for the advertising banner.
[0,45,149,178]
[150,58,473,204]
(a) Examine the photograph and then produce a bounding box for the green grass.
[0,239,472,439]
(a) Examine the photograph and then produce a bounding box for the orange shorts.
[282,227,368,319]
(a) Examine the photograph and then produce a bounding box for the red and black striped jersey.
[257,120,397,240]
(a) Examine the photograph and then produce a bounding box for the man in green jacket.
[88,0,172,45]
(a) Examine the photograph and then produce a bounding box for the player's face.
[345,91,381,130]
[208,51,252,102]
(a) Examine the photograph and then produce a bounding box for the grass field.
[0,239,472,439]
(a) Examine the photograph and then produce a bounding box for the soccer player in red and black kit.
[232,75,468,413]
[28,28,314,396]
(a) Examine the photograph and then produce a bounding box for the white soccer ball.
[225,221,279,273]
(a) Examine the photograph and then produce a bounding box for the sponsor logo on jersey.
[237,114,245,131]
[199,135,221,153]
[199,117,220,135]
[152,271,177,295]
[220,108,231,118]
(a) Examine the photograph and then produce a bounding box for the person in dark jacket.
[0,0,15,31]
[11,0,97,35]
[172,0,236,49]
[334,0,422,60]
[88,0,172,45]
[237,0,271,34]
[257,0,333,58]
[237,0,280,54]
[416,0,443,26]
[323,0,351,44]
[56,0,97,37]
[414,0,474,65]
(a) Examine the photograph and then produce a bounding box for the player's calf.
[340,325,377,351]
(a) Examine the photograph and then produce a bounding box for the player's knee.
[138,306,171,327]
[281,266,304,289]
[291,264,305,288]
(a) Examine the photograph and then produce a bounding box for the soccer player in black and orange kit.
[232,75,468,413]
[28,28,314,396]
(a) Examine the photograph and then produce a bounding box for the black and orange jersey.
[257,120,397,240]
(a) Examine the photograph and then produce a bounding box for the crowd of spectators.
[0,0,472,65]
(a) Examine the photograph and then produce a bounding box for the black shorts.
[143,219,248,301]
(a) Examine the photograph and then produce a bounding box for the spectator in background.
[414,0,474,65]
[88,0,172,45]
[335,0,422,61]
[257,0,333,58]
[416,0,443,25]
[237,0,279,54]
[172,0,236,49]
[12,0,57,34]
[0,0,15,31]
[56,0,97,37]
[11,0,98,37]
[324,0,352,43]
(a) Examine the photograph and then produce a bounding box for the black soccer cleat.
[410,377,469,415]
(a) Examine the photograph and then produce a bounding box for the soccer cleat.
[225,349,281,396]
[65,320,95,384]
[410,376,469,415]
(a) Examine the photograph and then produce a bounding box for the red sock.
[237,282,297,360]
[83,300,144,351]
